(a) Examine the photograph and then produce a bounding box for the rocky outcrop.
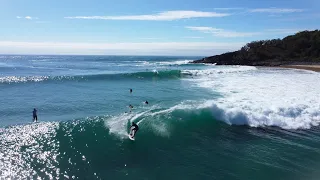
[193,30,320,66]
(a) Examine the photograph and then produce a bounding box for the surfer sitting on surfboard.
[129,122,139,138]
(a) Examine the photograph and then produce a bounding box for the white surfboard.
[128,128,136,140]
[128,134,135,140]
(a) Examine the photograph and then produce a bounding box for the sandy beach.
[280,65,320,72]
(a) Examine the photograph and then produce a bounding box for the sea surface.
[1,55,320,180]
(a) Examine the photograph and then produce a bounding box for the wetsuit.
[130,122,139,137]
[33,109,37,122]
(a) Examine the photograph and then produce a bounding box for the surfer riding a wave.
[129,122,139,140]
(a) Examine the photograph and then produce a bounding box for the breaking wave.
[0,66,258,84]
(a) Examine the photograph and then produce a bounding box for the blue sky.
[0,0,319,55]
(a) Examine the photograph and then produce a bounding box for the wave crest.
[0,70,184,84]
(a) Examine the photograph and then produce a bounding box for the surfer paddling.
[129,122,139,139]
[129,104,133,112]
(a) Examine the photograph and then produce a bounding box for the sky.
[0,0,319,56]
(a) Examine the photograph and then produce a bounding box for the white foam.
[150,120,171,137]
[104,104,183,138]
[191,66,320,129]
[104,113,133,138]
[157,60,191,65]
[182,65,257,76]
[104,108,156,138]
[0,76,49,83]
[134,60,192,67]
[150,100,214,117]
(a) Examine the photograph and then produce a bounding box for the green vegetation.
[194,30,320,66]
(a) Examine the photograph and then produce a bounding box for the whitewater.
[1,55,320,180]
[186,66,320,129]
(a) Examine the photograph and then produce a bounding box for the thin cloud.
[16,16,38,20]
[187,26,313,38]
[139,37,162,40]
[183,37,204,39]
[249,8,304,13]
[0,41,245,56]
[186,26,259,37]
[213,8,244,11]
[65,10,230,21]
[186,26,221,32]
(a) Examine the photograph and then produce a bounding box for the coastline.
[279,65,320,72]
[192,31,320,70]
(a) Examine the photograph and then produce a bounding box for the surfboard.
[128,127,136,140]
[128,134,135,141]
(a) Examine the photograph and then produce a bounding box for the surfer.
[145,101,149,105]
[33,108,38,122]
[129,122,139,138]
[129,104,133,112]
[130,88,132,93]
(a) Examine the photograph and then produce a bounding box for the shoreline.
[278,65,320,72]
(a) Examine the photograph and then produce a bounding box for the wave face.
[2,101,320,179]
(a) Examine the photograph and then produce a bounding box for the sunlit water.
[1,55,320,179]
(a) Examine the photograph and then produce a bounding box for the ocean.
[0,55,320,180]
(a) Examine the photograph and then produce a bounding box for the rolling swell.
[0,105,221,178]
[0,70,184,84]
[0,111,217,179]
[2,102,320,179]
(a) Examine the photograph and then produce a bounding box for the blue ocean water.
[1,55,320,179]
[0,55,207,126]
